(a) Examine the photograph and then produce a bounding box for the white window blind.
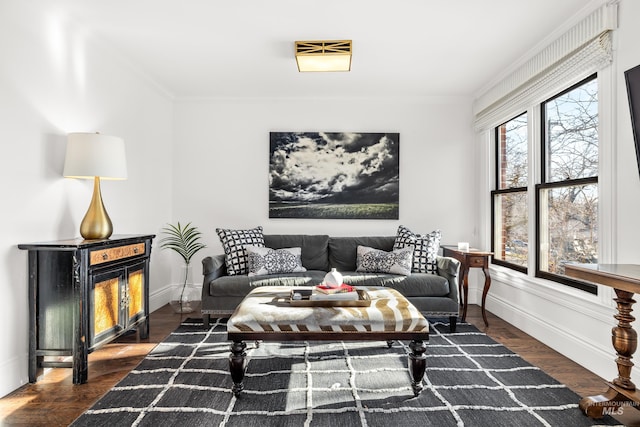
[473,3,617,132]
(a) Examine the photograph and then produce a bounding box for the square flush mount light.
[295,40,352,72]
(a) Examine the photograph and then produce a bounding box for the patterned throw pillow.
[356,245,413,276]
[393,225,441,274]
[246,246,307,276]
[216,226,265,275]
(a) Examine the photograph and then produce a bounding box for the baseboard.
[149,284,173,312]
[0,355,27,398]
[149,284,203,313]
[486,293,623,384]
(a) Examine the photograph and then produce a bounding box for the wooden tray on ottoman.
[288,289,371,307]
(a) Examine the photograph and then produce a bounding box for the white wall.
[4,0,630,403]
[0,3,174,397]
[173,96,476,254]
[475,0,640,385]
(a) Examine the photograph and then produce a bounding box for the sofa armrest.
[202,255,226,296]
[203,254,226,277]
[436,255,461,301]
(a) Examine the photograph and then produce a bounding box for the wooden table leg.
[229,340,247,396]
[580,289,640,418]
[461,265,470,322]
[408,340,427,396]
[480,265,492,327]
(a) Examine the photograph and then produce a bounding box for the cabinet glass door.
[127,264,145,323]
[91,270,124,347]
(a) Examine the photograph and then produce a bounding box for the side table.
[441,245,493,326]
[565,263,640,418]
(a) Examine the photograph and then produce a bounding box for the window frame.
[490,74,600,293]
[535,74,599,294]
[491,112,529,274]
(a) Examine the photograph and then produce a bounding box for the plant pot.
[169,283,200,314]
[169,265,200,314]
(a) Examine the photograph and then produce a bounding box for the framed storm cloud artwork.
[269,132,399,219]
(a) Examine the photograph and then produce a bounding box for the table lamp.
[63,132,127,240]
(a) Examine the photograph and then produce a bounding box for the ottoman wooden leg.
[229,340,247,396]
[408,340,427,396]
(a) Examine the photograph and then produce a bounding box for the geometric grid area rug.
[71,318,622,427]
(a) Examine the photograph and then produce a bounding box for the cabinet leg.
[29,355,41,383]
[138,319,149,340]
[72,352,88,384]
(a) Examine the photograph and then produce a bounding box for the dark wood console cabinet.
[18,234,154,384]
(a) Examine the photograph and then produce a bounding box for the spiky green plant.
[159,222,206,312]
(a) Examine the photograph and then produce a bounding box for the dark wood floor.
[1,304,638,426]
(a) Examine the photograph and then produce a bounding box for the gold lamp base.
[80,177,113,240]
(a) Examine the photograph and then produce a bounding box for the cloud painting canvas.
[269,132,399,219]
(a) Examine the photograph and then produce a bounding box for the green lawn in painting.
[269,203,399,219]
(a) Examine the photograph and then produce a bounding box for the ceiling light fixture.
[295,40,352,72]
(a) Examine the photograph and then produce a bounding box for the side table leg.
[580,289,640,418]
[461,265,470,322]
[611,289,637,390]
[481,266,492,327]
[229,340,247,396]
[408,340,427,396]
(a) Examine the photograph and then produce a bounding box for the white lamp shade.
[63,133,127,180]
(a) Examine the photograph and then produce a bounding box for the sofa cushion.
[216,226,265,275]
[264,234,330,271]
[393,225,441,274]
[341,272,450,297]
[207,271,326,297]
[356,245,413,276]
[246,246,307,276]
[329,236,395,271]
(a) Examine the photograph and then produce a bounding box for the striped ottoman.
[227,286,429,396]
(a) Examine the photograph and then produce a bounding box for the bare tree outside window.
[491,75,599,292]
[493,113,528,269]
[539,77,598,276]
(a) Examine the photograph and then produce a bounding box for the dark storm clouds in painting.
[269,132,399,219]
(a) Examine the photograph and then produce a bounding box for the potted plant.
[159,221,206,314]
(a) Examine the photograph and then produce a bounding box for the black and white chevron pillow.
[393,225,441,274]
[216,226,265,275]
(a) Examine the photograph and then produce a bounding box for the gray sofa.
[201,234,461,331]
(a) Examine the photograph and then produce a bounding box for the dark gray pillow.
[263,235,330,271]
[329,236,395,271]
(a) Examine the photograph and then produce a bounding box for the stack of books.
[311,284,359,301]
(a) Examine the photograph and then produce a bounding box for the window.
[491,75,599,292]
[537,75,598,292]
[492,113,528,272]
